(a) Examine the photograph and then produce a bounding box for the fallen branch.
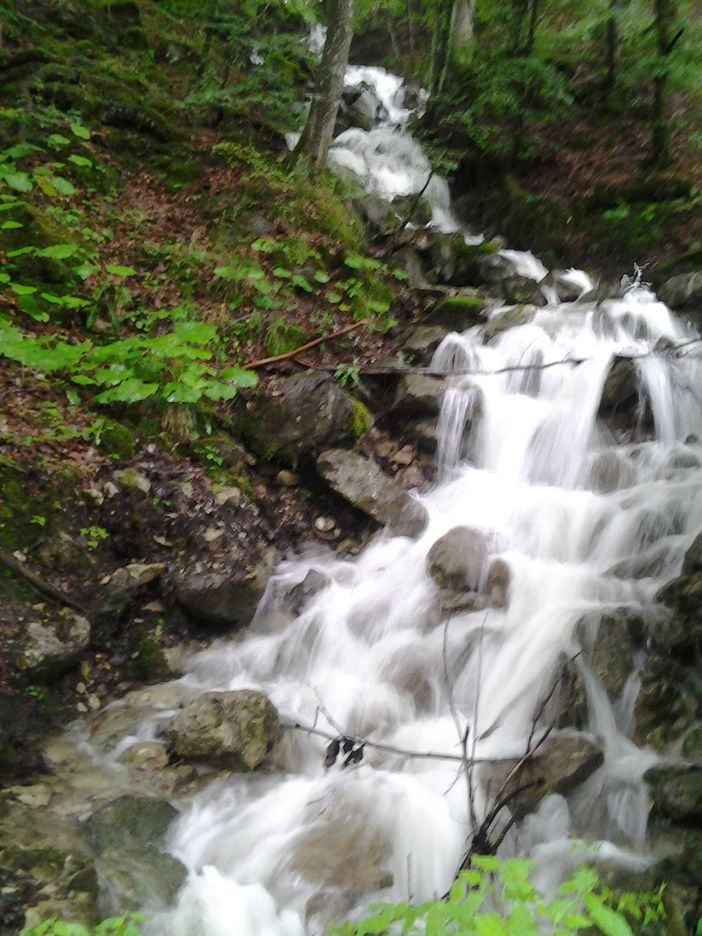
[0,545,87,614]
[243,320,367,370]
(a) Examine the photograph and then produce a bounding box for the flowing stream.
[84,65,702,935]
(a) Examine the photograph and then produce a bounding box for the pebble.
[314,516,335,533]
[215,486,242,507]
[277,470,299,487]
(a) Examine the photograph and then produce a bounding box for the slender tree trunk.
[295,0,354,173]
[432,0,476,96]
[604,0,619,93]
[650,0,682,166]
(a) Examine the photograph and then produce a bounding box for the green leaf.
[1,220,22,229]
[94,378,158,404]
[48,133,71,148]
[327,291,342,303]
[70,122,91,140]
[314,270,330,283]
[219,366,258,387]
[66,388,81,405]
[18,294,49,322]
[584,895,634,936]
[1,142,41,161]
[35,243,77,259]
[2,171,33,192]
[106,264,137,277]
[68,154,93,168]
[51,175,76,196]
[10,283,37,296]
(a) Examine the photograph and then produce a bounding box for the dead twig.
[0,545,87,614]
[243,321,367,370]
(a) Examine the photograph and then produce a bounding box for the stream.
[58,62,702,935]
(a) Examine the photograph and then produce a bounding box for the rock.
[115,468,151,494]
[495,274,546,306]
[277,469,299,487]
[390,374,445,420]
[655,533,702,648]
[83,795,178,853]
[174,553,274,629]
[168,689,281,769]
[121,742,170,775]
[240,372,363,466]
[598,358,653,437]
[95,843,186,916]
[391,245,426,286]
[97,563,163,623]
[427,526,490,593]
[427,232,486,285]
[633,652,696,752]
[425,293,487,331]
[82,796,185,916]
[287,569,329,615]
[392,193,433,227]
[214,485,242,507]
[659,272,702,314]
[316,449,428,538]
[402,325,450,364]
[16,613,90,681]
[290,819,392,894]
[483,304,539,340]
[645,763,702,824]
[489,735,604,817]
[405,418,439,454]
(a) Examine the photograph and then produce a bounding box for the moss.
[348,396,373,440]
[98,420,137,459]
[426,294,487,330]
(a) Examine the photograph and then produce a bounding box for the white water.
[92,58,702,936]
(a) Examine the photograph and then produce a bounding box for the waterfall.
[97,60,702,936]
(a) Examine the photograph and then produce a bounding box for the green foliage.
[20,914,143,936]
[333,858,666,936]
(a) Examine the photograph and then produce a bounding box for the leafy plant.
[79,525,109,550]
[333,857,666,936]
[20,913,144,936]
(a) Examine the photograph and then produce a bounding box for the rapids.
[89,62,702,936]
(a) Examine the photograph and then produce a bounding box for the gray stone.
[316,449,428,538]
[16,613,90,681]
[483,305,538,340]
[175,553,274,629]
[488,735,604,817]
[287,569,329,615]
[425,292,487,330]
[96,843,186,916]
[426,526,490,593]
[598,358,653,437]
[402,325,450,364]
[659,272,702,312]
[83,795,178,853]
[168,689,281,770]
[646,763,702,824]
[241,372,360,467]
[655,533,702,648]
[391,374,445,420]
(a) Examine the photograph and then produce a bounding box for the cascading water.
[81,56,702,936]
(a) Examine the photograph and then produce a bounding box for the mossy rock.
[97,420,138,459]
[425,294,487,330]
[0,203,76,286]
[348,396,373,440]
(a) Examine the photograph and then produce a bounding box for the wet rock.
[483,304,538,340]
[645,763,702,824]
[598,358,653,437]
[16,613,90,681]
[290,819,392,893]
[83,795,178,853]
[287,569,329,615]
[316,449,428,538]
[405,418,439,454]
[175,553,274,629]
[655,533,702,648]
[239,371,363,467]
[402,325,450,364]
[392,193,433,227]
[168,689,281,770]
[658,272,702,314]
[489,735,604,817]
[647,827,702,930]
[425,293,487,331]
[120,742,170,775]
[427,232,486,285]
[633,652,697,752]
[82,796,185,916]
[391,374,445,420]
[427,526,490,593]
[588,450,635,493]
[95,843,186,916]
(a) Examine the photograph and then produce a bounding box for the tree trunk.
[295,0,354,173]
[604,0,618,93]
[431,0,476,96]
[650,0,682,166]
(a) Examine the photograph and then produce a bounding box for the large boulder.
[598,358,653,438]
[174,551,274,629]
[239,372,366,466]
[82,795,185,916]
[316,449,428,538]
[426,232,486,285]
[402,325,450,364]
[390,374,445,420]
[168,689,281,770]
[658,272,702,318]
[426,526,489,593]
[16,613,90,681]
[655,533,702,648]
[645,763,702,824]
[488,735,604,818]
[424,293,487,331]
